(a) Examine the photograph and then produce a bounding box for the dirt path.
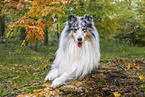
[3,60,145,97]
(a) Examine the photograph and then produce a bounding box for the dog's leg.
[50,65,77,88]
[44,69,59,81]
[51,72,73,88]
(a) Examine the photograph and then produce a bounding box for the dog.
[45,15,100,88]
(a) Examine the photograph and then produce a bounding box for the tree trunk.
[130,22,136,45]
[56,24,60,38]
[0,14,5,37]
[44,28,48,45]
[20,27,26,40]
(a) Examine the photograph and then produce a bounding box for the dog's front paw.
[44,74,55,81]
[51,78,64,88]
[44,69,59,81]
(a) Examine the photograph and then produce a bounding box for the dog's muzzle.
[77,36,82,47]
[77,36,82,42]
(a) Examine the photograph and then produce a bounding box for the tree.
[113,0,145,45]
[2,0,145,45]
[3,0,71,46]
[0,0,5,37]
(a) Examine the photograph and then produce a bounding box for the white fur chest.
[57,39,98,78]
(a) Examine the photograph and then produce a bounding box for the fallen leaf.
[13,83,17,87]
[120,58,123,62]
[33,89,37,93]
[139,75,145,81]
[35,92,39,97]
[134,65,141,69]
[115,57,120,62]
[44,63,47,68]
[25,69,28,73]
[125,61,128,65]
[133,63,136,65]
[112,59,117,63]
[126,64,130,70]
[15,64,18,66]
[113,91,121,97]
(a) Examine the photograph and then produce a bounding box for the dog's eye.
[73,29,77,33]
[82,29,87,33]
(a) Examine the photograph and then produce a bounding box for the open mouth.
[77,42,82,47]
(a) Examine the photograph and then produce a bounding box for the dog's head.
[67,15,95,47]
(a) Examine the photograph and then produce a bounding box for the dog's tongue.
[78,42,82,47]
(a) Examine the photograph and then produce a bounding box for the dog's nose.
[77,36,82,41]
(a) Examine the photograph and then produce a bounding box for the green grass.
[0,37,58,96]
[19,85,46,94]
[100,38,145,61]
[0,37,145,96]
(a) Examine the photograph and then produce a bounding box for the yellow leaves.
[141,84,145,89]
[21,40,26,47]
[49,2,61,6]
[15,64,18,66]
[133,62,141,69]
[23,27,44,45]
[73,2,78,4]
[133,63,136,66]
[134,65,141,69]
[33,89,40,97]
[17,3,24,10]
[33,89,37,93]
[36,29,44,40]
[44,63,47,68]
[5,0,68,46]
[126,64,130,70]
[113,91,121,97]
[139,75,145,81]
[39,24,46,30]
[13,83,17,87]
[125,61,141,70]
[26,18,36,25]
[25,69,28,73]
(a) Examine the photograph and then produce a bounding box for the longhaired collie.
[45,15,100,88]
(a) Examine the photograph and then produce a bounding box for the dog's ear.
[67,15,77,24]
[84,15,93,24]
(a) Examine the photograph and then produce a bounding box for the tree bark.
[20,27,26,40]
[44,28,48,45]
[0,14,5,37]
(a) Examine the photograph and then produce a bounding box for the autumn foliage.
[2,0,145,46]
[3,0,72,46]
